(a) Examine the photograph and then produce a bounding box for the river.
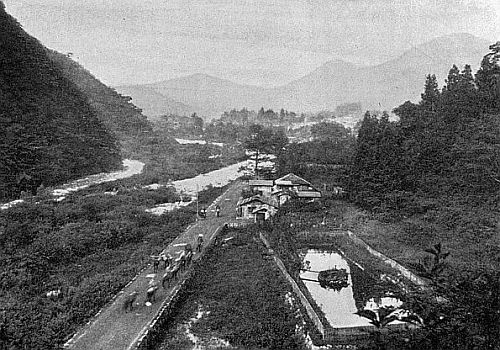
[146,160,248,215]
[1,159,145,210]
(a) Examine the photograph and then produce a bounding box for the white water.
[175,138,224,147]
[1,159,145,210]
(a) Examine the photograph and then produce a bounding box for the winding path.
[64,181,245,350]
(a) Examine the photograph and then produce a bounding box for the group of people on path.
[123,231,207,312]
[123,201,225,312]
[199,204,221,218]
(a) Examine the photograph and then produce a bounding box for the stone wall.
[134,225,227,350]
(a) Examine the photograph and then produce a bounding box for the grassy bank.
[155,228,307,350]
[326,199,500,276]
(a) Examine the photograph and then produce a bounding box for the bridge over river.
[64,181,245,350]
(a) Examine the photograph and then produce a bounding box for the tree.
[349,112,406,209]
[444,65,460,92]
[420,74,440,112]
[413,243,450,281]
[191,112,203,134]
[310,121,351,141]
[476,41,500,112]
[244,124,288,177]
[355,306,399,350]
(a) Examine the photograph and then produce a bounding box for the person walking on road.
[215,204,221,217]
[196,233,204,252]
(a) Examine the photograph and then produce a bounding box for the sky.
[3,0,499,87]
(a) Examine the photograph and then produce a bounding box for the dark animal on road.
[146,285,159,303]
[123,291,139,312]
[162,265,179,289]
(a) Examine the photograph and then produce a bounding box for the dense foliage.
[47,50,154,158]
[153,113,203,138]
[347,43,500,349]
[244,124,288,177]
[216,107,304,127]
[277,121,354,187]
[350,43,500,216]
[0,4,121,201]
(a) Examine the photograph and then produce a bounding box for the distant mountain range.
[115,33,491,120]
[115,85,195,121]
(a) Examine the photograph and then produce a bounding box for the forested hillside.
[48,51,154,157]
[348,43,500,271]
[0,3,121,200]
[350,42,500,221]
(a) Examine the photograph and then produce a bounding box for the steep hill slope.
[47,51,155,156]
[0,3,121,200]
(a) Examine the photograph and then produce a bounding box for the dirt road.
[64,181,245,350]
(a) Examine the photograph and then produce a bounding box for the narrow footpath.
[65,181,245,350]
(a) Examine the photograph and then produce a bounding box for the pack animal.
[162,265,179,289]
[176,251,187,272]
[146,285,159,303]
[122,291,139,312]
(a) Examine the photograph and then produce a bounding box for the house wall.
[252,185,273,196]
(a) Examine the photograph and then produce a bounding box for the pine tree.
[444,65,461,92]
[475,41,500,112]
[420,74,440,112]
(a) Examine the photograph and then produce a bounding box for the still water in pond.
[300,249,402,328]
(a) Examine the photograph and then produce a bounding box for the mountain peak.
[319,59,357,72]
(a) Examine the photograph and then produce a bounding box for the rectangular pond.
[300,249,403,329]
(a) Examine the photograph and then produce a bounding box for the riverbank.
[0,159,145,210]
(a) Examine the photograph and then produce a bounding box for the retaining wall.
[259,232,326,338]
[346,231,427,287]
[133,225,227,350]
[296,229,427,287]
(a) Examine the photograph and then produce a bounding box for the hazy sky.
[3,0,499,87]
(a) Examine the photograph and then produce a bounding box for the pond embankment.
[264,228,423,345]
